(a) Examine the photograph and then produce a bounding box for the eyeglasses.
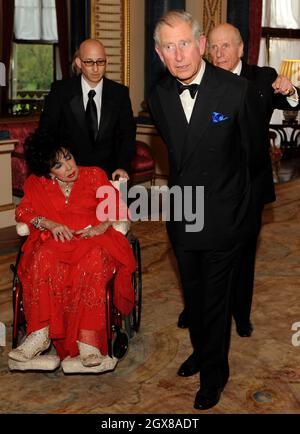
[80,59,107,67]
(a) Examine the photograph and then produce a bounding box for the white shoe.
[8,326,50,362]
[8,355,60,371]
[61,355,118,374]
[77,341,103,367]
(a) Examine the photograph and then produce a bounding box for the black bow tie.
[176,81,199,99]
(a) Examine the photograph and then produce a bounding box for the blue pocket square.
[212,112,230,123]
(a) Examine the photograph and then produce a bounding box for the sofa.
[0,117,39,196]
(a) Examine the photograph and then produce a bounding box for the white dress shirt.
[178,60,206,123]
[81,76,103,126]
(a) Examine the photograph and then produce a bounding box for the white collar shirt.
[81,76,103,126]
[232,60,242,76]
[178,60,206,123]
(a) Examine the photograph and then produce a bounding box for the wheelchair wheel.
[13,324,27,348]
[112,328,129,360]
[130,237,142,333]
[11,263,27,349]
[124,314,134,339]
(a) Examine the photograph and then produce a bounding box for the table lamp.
[279,59,300,124]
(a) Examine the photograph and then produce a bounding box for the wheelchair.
[10,205,142,372]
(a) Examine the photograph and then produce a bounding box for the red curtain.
[248,0,263,65]
[1,0,15,115]
[55,0,70,79]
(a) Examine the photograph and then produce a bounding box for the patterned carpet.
[0,179,300,414]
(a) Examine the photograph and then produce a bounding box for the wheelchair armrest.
[110,177,127,189]
[112,221,130,235]
[16,222,30,236]
[110,177,131,235]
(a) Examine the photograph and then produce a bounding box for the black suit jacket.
[148,62,270,250]
[241,61,300,123]
[39,75,136,178]
[241,62,300,205]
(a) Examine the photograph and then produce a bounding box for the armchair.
[0,119,39,196]
[130,141,155,185]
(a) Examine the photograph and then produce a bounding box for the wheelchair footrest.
[61,355,118,374]
[8,355,60,371]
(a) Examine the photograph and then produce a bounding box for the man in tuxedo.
[178,23,300,334]
[206,23,300,337]
[39,39,136,180]
[148,10,271,410]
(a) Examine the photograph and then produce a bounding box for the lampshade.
[279,59,300,86]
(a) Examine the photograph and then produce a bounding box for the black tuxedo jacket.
[148,62,270,250]
[39,75,136,178]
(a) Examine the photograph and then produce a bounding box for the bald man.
[208,23,299,122]
[40,39,136,180]
[207,23,300,337]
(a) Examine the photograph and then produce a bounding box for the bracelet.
[288,87,296,97]
[31,216,45,231]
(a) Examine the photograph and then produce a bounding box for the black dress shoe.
[177,308,189,329]
[177,353,200,377]
[236,321,253,337]
[194,387,223,410]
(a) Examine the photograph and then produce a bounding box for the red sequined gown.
[16,166,135,360]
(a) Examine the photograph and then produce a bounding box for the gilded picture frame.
[90,0,130,86]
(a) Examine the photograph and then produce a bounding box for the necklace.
[56,178,74,204]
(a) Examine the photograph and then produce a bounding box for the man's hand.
[272,74,295,96]
[112,168,129,180]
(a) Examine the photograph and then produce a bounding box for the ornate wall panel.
[91,0,130,85]
[202,0,227,36]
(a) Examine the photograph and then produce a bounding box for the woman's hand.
[42,219,74,242]
[75,221,112,238]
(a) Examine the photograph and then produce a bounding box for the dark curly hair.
[24,129,71,177]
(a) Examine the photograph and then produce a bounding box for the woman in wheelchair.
[8,129,135,371]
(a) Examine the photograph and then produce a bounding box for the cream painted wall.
[0,140,16,228]
[186,0,204,26]
[187,0,227,32]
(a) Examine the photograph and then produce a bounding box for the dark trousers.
[173,243,241,389]
[232,210,263,327]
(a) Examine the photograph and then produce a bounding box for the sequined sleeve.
[16,176,40,225]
